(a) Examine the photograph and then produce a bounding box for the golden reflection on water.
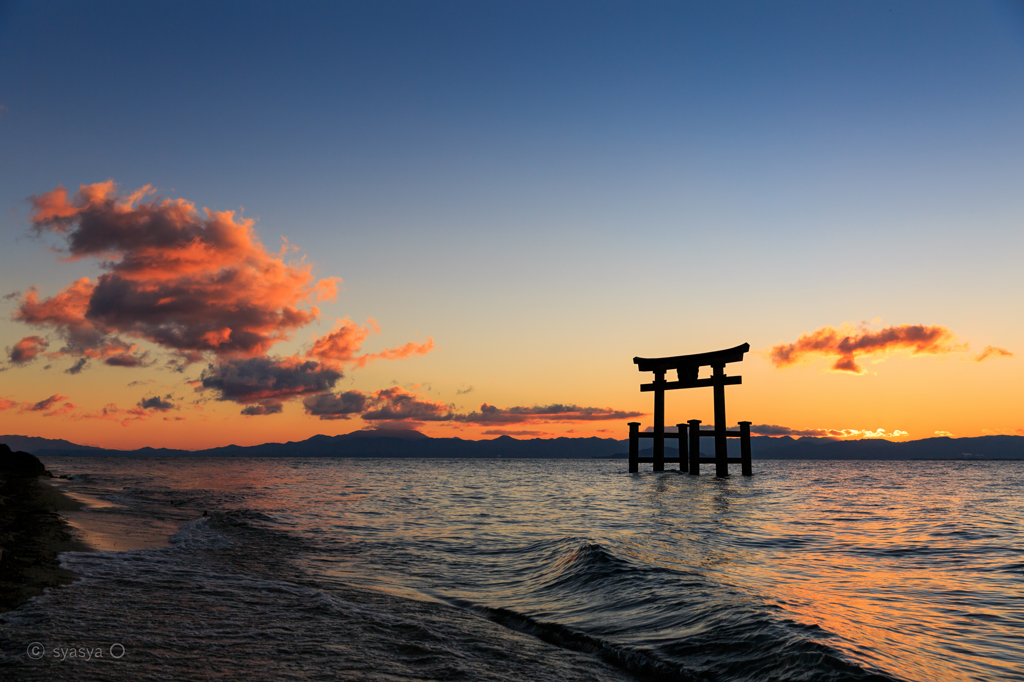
[650,461,1024,682]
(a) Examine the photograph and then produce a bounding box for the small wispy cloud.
[974,346,1013,362]
[456,404,644,424]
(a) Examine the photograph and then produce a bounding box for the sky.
[1,0,1022,449]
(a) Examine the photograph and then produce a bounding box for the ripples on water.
[2,458,1021,681]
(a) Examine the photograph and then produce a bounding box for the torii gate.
[628,343,752,477]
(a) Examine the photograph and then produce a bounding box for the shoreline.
[0,474,93,614]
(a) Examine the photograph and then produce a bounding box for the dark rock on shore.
[0,452,88,613]
[0,443,50,478]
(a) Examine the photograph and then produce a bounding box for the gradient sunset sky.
[1,1,1022,449]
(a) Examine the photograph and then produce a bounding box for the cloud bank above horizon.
[3,181,648,433]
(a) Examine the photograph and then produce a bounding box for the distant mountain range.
[0,435,102,453]
[2,431,1022,460]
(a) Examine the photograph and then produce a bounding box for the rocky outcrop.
[0,443,49,477]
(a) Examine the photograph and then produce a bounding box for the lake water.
[1,458,1021,681]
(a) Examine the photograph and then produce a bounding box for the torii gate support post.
[739,421,752,476]
[628,422,639,473]
[676,423,688,472]
[688,419,701,475]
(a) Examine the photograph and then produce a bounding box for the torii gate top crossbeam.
[633,343,749,375]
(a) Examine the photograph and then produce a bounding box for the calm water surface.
[1,458,1021,681]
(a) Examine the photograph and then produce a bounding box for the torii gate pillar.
[712,363,728,478]
[652,369,666,472]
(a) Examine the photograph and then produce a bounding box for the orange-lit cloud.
[305,318,371,365]
[14,279,106,361]
[306,318,435,369]
[42,401,77,417]
[455,403,644,424]
[935,430,954,438]
[751,424,909,439]
[21,182,336,360]
[8,335,48,364]
[769,323,961,374]
[974,346,1013,362]
[25,394,68,412]
[364,339,435,364]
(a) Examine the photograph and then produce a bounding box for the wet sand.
[0,474,92,613]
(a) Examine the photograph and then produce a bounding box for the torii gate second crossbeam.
[629,343,752,477]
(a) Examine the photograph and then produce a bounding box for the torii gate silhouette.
[628,343,752,477]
